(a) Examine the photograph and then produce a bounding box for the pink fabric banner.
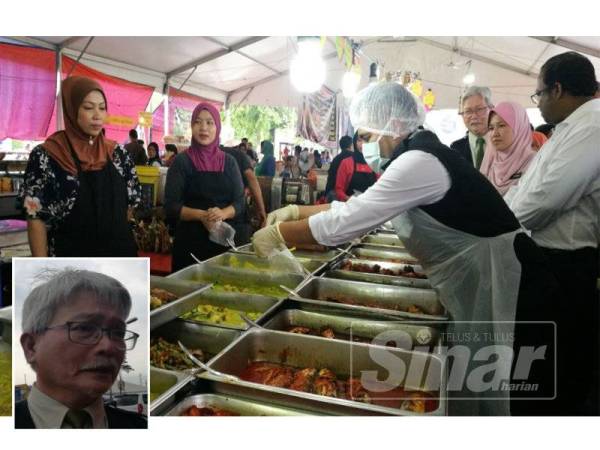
[168,87,222,138]
[0,42,57,141]
[151,102,164,146]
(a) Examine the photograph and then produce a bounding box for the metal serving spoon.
[178,340,239,382]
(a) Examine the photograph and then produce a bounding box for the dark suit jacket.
[450,134,473,166]
[124,142,148,166]
[15,400,148,429]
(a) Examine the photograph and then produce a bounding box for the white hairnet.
[349,82,426,138]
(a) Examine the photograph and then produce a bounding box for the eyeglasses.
[530,86,553,105]
[44,321,139,350]
[459,106,488,117]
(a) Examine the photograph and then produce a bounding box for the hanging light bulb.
[462,72,475,85]
[462,60,475,85]
[291,36,325,93]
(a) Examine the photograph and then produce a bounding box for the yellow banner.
[105,115,135,127]
[138,111,153,127]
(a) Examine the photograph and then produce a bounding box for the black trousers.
[512,245,599,415]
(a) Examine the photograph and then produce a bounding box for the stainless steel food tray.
[150,276,213,330]
[165,393,312,416]
[348,245,419,264]
[360,234,405,248]
[326,258,432,289]
[150,367,189,410]
[168,263,307,298]
[233,243,343,262]
[151,376,318,416]
[178,290,282,330]
[294,277,446,321]
[203,252,326,275]
[206,328,447,416]
[262,308,441,351]
[152,320,242,370]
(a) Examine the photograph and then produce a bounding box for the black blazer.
[450,134,474,166]
[15,400,148,429]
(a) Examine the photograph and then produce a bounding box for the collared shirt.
[505,99,600,250]
[27,384,108,429]
[309,150,451,246]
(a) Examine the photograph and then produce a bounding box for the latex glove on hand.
[265,204,300,226]
[252,222,286,257]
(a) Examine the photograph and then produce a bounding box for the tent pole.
[163,78,170,137]
[55,48,63,130]
[178,66,197,91]
[66,36,95,78]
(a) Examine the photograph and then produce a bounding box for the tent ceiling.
[17,36,600,108]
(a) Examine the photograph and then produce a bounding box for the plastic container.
[136,166,160,207]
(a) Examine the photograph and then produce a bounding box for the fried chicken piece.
[400,392,428,413]
[289,368,317,392]
[183,406,238,416]
[313,368,338,397]
[407,305,423,314]
[240,362,282,384]
[346,378,371,403]
[320,328,336,339]
[287,326,312,335]
[263,366,295,388]
[241,361,294,387]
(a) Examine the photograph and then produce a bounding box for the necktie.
[475,137,485,169]
[63,409,93,429]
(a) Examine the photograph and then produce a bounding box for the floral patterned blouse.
[17,144,141,253]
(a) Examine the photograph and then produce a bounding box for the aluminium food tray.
[294,277,446,321]
[205,328,447,416]
[150,276,212,330]
[326,258,432,289]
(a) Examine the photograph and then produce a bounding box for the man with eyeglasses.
[506,51,600,416]
[451,86,494,169]
[16,269,147,428]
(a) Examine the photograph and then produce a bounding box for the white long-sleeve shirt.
[505,99,600,250]
[309,150,451,246]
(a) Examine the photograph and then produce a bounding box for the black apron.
[171,168,241,272]
[52,144,137,257]
[345,156,377,197]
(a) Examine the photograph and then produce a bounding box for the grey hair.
[462,86,494,108]
[21,268,132,334]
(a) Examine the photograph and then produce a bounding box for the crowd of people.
[10,49,599,416]
[252,51,600,416]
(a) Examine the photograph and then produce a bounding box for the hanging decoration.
[423,88,436,111]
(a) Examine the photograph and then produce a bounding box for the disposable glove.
[265,204,299,226]
[252,222,286,257]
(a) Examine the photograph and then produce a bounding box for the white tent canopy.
[6,36,600,110]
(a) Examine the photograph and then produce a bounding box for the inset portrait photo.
[13,258,149,429]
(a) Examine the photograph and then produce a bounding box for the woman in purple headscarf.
[165,102,245,271]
